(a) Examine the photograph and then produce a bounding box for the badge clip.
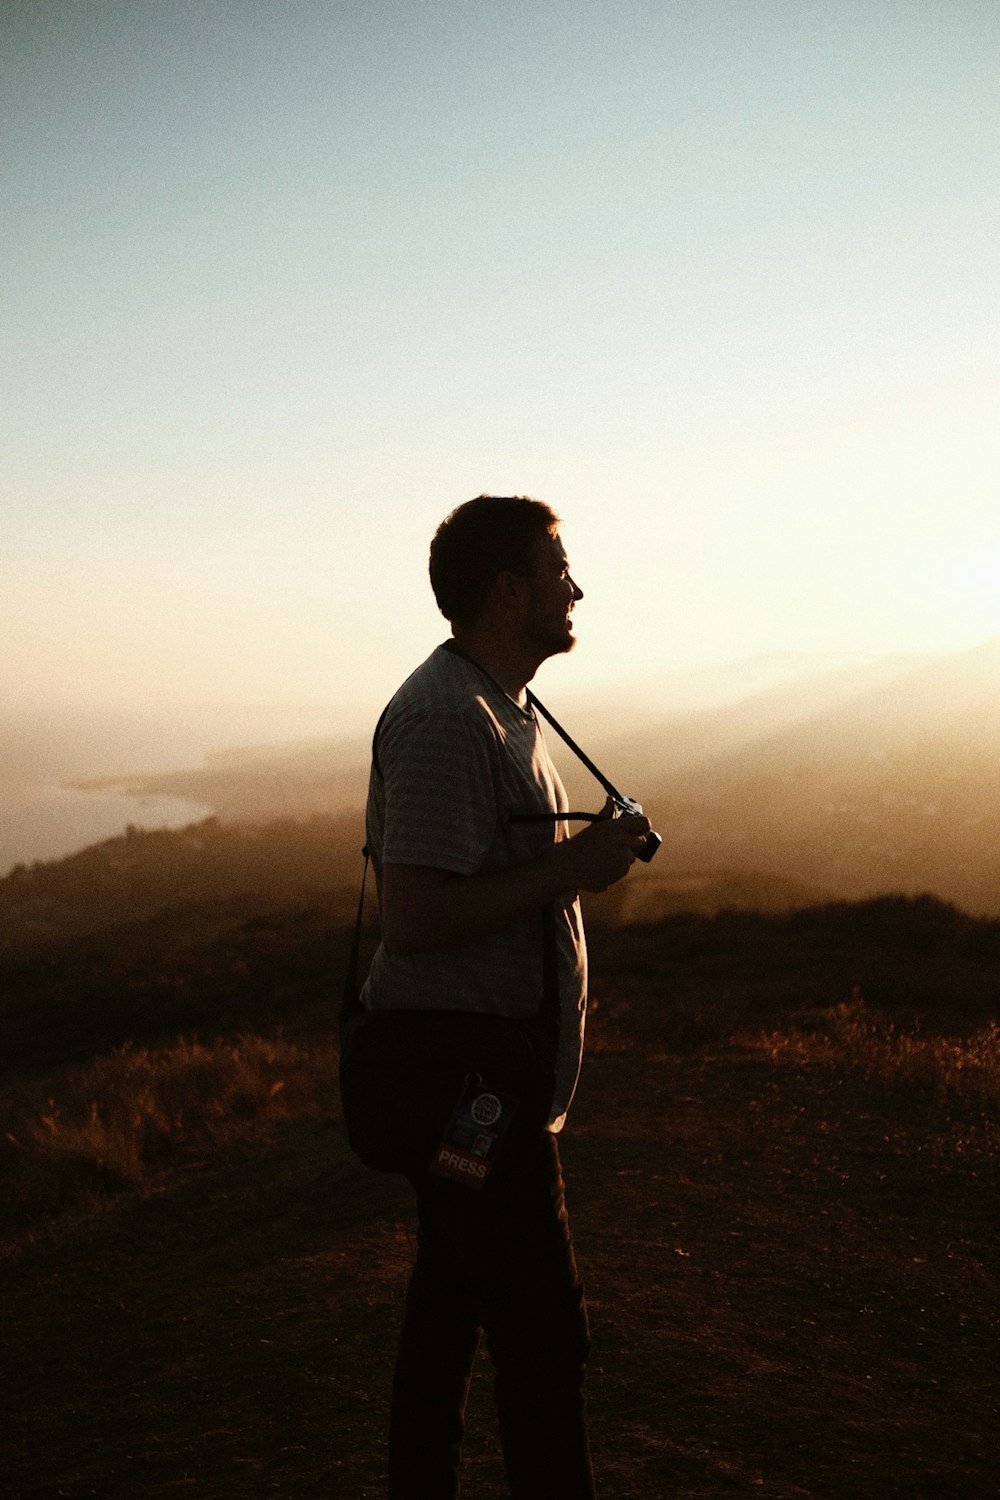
[430,1073,519,1188]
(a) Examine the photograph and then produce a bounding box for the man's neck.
[449,626,543,707]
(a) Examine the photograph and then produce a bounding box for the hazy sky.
[5,0,999,725]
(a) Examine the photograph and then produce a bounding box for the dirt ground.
[2,1043,998,1499]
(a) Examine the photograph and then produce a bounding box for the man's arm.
[382,811,650,955]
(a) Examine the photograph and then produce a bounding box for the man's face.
[524,530,583,658]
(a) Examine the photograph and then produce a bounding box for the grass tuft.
[1,1034,338,1230]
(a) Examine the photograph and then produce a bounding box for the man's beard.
[527,615,577,659]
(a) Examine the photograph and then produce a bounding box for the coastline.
[0,782,216,877]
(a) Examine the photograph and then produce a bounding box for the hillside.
[3,833,1000,1090]
[4,1042,999,1499]
[3,795,999,1494]
[0,814,364,954]
[3,878,999,1497]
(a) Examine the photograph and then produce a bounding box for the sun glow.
[4,3,998,717]
[945,550,1000,641]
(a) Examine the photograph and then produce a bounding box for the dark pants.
[388,1129,595,1499]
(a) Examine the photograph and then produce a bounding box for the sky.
[5,0,999,733]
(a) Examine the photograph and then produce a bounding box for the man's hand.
[563,799,651,893]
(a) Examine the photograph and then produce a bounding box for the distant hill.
[648,637,1000,914]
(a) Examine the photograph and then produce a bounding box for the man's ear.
[494,569,529,610]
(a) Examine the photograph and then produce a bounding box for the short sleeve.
[379,705,501,875]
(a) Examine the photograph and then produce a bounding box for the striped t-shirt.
[361,642,588,1128]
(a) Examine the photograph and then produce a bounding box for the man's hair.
[429,494,560,625]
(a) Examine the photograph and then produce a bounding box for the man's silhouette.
[358,495,650,1498]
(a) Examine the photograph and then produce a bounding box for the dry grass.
[748,998,1000,1104]
[0,1034,338,1228]
[4,994,1000,1237]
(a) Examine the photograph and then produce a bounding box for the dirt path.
[3,1046,998,1499]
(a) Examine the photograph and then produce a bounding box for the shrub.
[750,1002,1000,1105]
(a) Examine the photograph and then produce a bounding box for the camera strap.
[524,689,627,805]
[441,638,629,807]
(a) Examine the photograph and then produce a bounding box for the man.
[359,495,650,1499]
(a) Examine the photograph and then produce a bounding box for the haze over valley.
[8,635,1000,928]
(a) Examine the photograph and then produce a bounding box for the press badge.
[430,1075,518,1188]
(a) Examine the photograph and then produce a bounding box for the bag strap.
[339,697,395,1038]
[340,844,370,1038]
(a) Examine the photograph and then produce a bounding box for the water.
[0,782,215,876]
[0,698,360,878]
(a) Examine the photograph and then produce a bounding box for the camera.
[612,796,662,863]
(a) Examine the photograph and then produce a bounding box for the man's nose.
[569,575,583,601]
